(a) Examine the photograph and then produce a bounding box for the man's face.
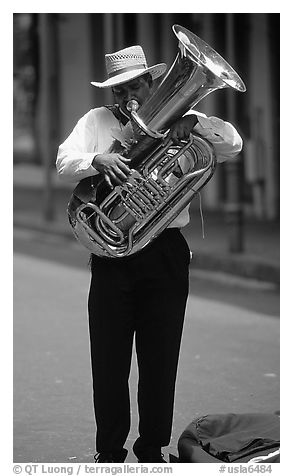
[112,75,152,116]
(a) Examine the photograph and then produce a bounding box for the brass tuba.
[67,25,246,258]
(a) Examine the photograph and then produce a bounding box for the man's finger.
[104,174,114,189]
[117,160,131,175]
[118,155,131,163]
[171,131,180,145]
[114,167,130,182]
[108,169,125,186]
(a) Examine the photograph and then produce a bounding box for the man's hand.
[92,153,131,188]
[168,114,198,144]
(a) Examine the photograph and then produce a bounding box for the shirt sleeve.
[185,110,243,163]
[56,109,99,183]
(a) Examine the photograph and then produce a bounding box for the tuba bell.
[67,24,246,258]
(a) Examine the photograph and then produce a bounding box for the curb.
[193,252,279,285]
[14,215,280,286]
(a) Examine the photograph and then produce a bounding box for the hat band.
[108,64,147,78]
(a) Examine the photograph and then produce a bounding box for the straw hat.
[91,45,167,88]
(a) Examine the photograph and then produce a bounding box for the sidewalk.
[13,164,280,284]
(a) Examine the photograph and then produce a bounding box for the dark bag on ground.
[177,413,280,463]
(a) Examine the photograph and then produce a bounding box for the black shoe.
[134,447,166,463]
[137,453,166,463]
[94,448,128,463]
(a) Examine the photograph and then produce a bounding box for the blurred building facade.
[13,13,280,221]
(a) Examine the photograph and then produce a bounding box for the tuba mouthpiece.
[126,100,139,113]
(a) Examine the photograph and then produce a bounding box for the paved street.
[13,228,280,463]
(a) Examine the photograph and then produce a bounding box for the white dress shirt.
[56,107,243,228]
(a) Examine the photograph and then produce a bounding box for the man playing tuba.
[56,40,243,463]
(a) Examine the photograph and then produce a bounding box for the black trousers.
[88,228,190,454]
